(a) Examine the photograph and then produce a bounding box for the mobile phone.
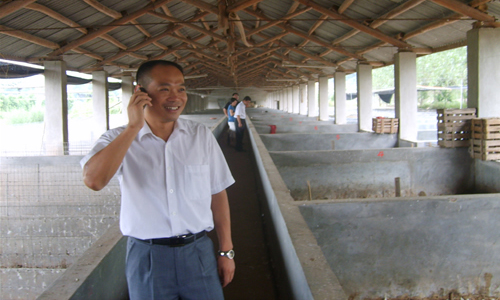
[139,87,148,109]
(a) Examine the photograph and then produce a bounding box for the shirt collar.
[138,118,190,140]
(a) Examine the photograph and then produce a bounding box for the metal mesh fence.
[0,155,121,299]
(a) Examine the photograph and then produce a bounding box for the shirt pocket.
[184,165,211,200]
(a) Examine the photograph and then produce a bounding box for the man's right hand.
[128,86,152,129]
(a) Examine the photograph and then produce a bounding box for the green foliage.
[3,108,44,124]
[0,94,37,112]
[371,47,467,109]
[373,65,394,91]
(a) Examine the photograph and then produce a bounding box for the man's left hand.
[217,256,235,287]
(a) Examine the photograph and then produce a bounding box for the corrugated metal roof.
[0,0,498,90]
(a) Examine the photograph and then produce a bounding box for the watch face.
[220,250,235,259]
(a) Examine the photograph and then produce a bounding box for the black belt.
[138,231,206,247]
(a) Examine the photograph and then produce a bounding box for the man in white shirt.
[234,96,251,152]
[80,60,235,300]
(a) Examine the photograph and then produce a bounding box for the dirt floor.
[208,128,279,300]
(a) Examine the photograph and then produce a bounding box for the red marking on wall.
[314,126,318,130]
[299,121,302,124]
[377,151,384,157]
[289,117,293,121]
[336,134,340,140]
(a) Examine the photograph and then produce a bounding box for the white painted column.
[394,51,418,142]
[281,89,286,111]
[307,80,318,117]
[318,76,329,121]
[43,60,68,155]
[467,27,500,117]
[357,64,373,131]
[299,83,307,115]
[121,74,134,124]
[92,70,109,140]
[292,85,300,114]
[287,87,293,113]
[334,71,347,124]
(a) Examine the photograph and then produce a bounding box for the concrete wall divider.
[37,222,127,300]
[246,117,348,300]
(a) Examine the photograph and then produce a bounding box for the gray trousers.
[126,235,224,300]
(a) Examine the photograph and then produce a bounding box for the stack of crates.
[437,108,476,148]
[470,118,500,160]
[372,117,398,134]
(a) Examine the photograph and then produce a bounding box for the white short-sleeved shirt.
[234,102,246,119]
[80,118,235,239]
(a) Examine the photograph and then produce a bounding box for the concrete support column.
[281,89,286,111]
[334,71,347,124]
[467,27,500,117]
[395,51,418,142]
[292,85,300,114]
[121,75,134,124]
[92,70,109,141]
[308,80,318,117]
[43,60,68,155]
[357,64,373,131]
[287,87,293,113]
[299,83,307,115]
[318,76,329,121]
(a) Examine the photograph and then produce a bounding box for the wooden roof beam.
[227,0,265,12]
[0,25,59,49]
[245,8,366,60]
[26,3,87,34]
[429,0,495,22]
[293,0,412,49]
[48,0,175,57]
[338,0,355,14]
[0,0,37,19]
[246,7,312,37]
[149,11,225,42]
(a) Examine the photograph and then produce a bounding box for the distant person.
[235,96,251,152]
[227,97,238,145]
[80,60,235,299]
[223,92,239,116]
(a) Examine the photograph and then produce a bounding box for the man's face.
[243,100,250,107]
[144,65,187,123]
[233,94,239,100]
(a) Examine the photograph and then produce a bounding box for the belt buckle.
[171,234,192,247]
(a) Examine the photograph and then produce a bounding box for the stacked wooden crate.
[470,118,500,160]
[372,117,398,134]
[437,108,476,148]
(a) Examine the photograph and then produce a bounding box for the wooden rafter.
[0,24,59,49]
[429,0,495,22]
[48,0,175,57]
[338,0,355,14]
[0,0,37,20]
[294,0,412,49]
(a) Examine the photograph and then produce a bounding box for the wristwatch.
[218,249,235,259]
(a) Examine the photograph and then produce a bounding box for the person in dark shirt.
[223,93,239,116]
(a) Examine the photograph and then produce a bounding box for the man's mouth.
[166,106,180,111]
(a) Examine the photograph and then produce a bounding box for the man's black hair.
[232,92,239,97]
[243,96,251,101]
[136,60,184,87]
